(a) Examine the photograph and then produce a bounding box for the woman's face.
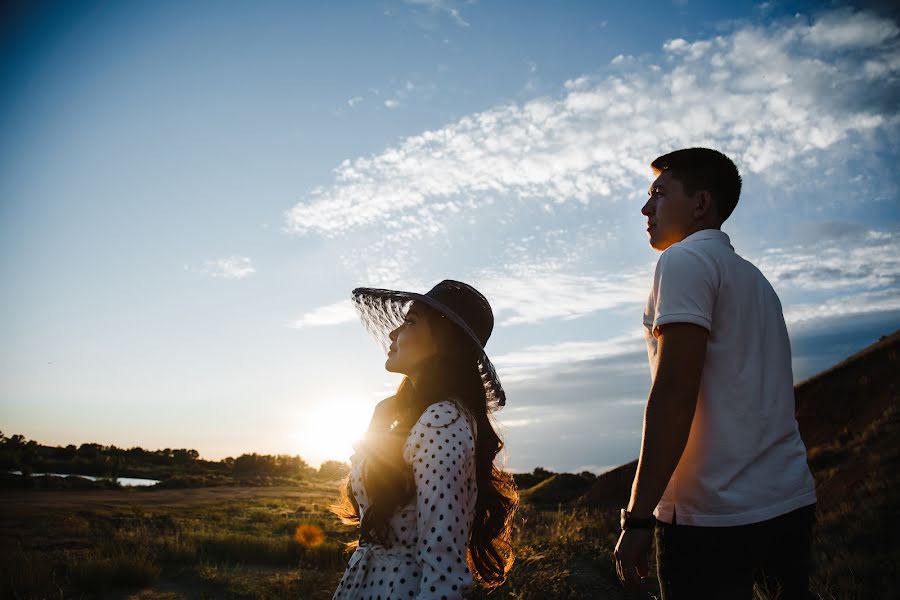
[385,303,439,377]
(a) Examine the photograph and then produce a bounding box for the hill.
[794,328,898,449]
[520,473,592,506]
[793,329,900,595]
[576,460,636,510]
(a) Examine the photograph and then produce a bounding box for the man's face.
[641,170,696,251]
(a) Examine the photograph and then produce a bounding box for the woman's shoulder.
[417,399,466,428]
[404,399,475,459]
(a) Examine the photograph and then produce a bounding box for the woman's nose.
[388,326,400,341]
[641,199,653,216]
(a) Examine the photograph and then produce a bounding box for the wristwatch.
[620,509,657,531]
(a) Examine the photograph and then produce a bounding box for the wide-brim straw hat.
[351,279,506,410]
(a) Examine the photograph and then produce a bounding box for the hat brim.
[352,287,506,410]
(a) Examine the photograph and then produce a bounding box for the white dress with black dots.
[332,400,477,600]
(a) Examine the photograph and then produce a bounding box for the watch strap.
[620,508,657,530]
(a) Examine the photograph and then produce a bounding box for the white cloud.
[344,80,435,115]
[494,333,643,368]
[197,256,255,280]
[495,404,571,429]
[784,289,900,327]
[402,0,470,28]
[749,226,900,329]
[802,9,900,49]
[486,225,900,384]
[755,229,900,292]
[493,333,645,384]
[479,265,651,326]
[497,417,539,428]
[285,8,900,237]
[288,300,356,329]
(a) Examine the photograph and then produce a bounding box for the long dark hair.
[332,305,519,587]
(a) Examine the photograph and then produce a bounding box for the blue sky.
[1,0,898,473]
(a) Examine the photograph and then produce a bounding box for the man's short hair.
[651,148,742,223]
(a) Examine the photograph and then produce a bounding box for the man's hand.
[614,528,654,592]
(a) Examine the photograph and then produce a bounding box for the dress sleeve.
[403,400,476,600]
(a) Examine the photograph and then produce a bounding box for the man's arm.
[614,321,708,590]
[629,321,708,516]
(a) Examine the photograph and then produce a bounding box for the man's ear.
[692,190,715,221]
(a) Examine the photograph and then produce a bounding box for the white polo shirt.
[644,229,816,527]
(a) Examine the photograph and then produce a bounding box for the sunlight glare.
[293,397,373,468]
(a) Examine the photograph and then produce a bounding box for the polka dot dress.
[333,400,477,600]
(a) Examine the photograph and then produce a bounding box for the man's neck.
[683,223,721,239]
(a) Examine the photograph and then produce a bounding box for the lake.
[7,471,160,487]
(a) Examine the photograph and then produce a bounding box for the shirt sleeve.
[650,245,718,337]
[403,400,476,600]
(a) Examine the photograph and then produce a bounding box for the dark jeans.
[655,504,816,600]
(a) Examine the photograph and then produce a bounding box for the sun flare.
[293,398,373,468]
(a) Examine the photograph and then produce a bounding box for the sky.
[1,0,898,473]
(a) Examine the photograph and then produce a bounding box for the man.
[614,148,817,599]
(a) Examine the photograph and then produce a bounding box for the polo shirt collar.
[681,228,733,249]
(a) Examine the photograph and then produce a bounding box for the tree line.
[0,431,349,482]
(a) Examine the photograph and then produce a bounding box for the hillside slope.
[576,459,636,510]
[520,473,592,506]
[794,328,898,448]
[794,329,900,595]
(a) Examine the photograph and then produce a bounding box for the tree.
[4,434,26,450]
[318,460,350,480]
[173,449,199,464]
[77,443,101,460]
[53,445,77,460]
[577,470,598,482]
[532,466,554,480]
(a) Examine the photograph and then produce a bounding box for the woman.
[332,280,518,599]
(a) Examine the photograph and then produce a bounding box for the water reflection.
[8,470,160,486]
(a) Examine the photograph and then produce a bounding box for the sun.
[293,397,373,468]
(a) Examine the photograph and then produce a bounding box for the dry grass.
[1,458,896,599]
[0,483,351,599]
[469,505,641,600]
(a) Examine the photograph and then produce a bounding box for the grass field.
[0,483,348,599]
[0,482,642,600]
[0,478,894,599]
